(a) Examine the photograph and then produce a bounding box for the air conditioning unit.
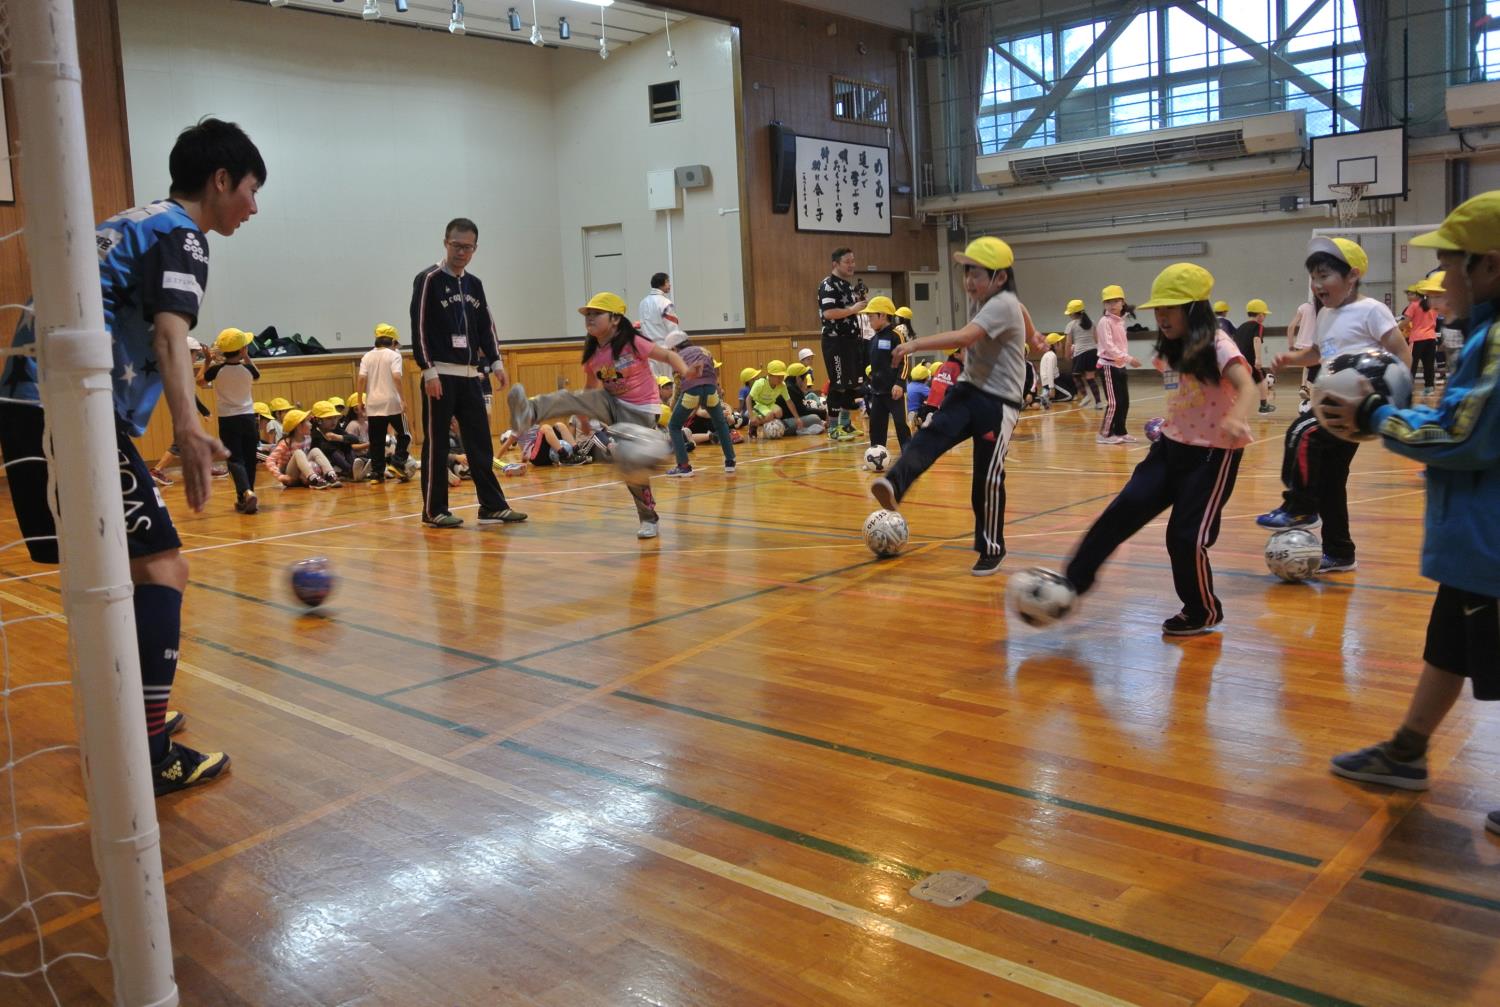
[1446,82,1500,129]
[976,110,1306,188]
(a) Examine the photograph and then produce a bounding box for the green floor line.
[383,658,596,697]
[500,739,1362,1007]
[1359,870,1500,913]
[611,691,1321,867]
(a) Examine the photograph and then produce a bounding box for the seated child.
[265,408,340,488]
[310,400,355,478]
[254,402,278,461]
[521,420,590,467]
[906,365,931,426]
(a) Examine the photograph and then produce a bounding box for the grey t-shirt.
[960,289,1026,403]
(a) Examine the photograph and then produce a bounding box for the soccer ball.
[1312,350,1413,440]
[1007,567,1078,627]
[1144,417,1165,442]
[762,419,786,439]
[864,445,891,472]
[290,556,336,607]
[862,509,908,558]
[608,423,672,480]
[1264,528,1322,583]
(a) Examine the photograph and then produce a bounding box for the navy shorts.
[0,403,182,565]
[1424,585,1500,700]
[1072,349,1099,372]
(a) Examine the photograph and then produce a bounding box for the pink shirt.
[586,334,660,407]
[1096,313,1130,365]
[1160,333,1250,450]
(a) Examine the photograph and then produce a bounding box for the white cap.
[185,336,204,351]
[797,347,815,361]
[665,329,689,349]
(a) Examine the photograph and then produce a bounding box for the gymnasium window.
[1481,1,1500,79]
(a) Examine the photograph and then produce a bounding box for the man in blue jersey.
[0,118,264,796]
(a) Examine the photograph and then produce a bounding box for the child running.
[870,237,1032,576]
[508,292,695,539]
[1047,263,1256,635]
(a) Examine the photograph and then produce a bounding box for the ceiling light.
[448,0,464,35]
[599,36,609,59]
[268,0,290,7]
[530,23,543,45]
[558,16,570,40]
[507,7,521,31]
[361,0,380,20]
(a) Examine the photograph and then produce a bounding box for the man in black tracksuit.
[410,217,526,528]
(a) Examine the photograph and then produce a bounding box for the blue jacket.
[1371,298,1500,596]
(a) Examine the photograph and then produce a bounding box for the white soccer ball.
[1007,567,1078,627]
[608,422,672,479]
[762,419,786,439]
[1312,350,1413,440]
[864,445,891,472]
[862,509,908,558]
[1264,528,1322,583]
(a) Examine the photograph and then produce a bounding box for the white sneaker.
[637,521,659,540]
[1095,434,1124,444]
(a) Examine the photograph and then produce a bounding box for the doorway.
[584,224,626,304]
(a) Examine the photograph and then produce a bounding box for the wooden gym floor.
[3,376,1498,1006]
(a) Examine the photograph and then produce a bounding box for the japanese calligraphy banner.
[794,136,891,236]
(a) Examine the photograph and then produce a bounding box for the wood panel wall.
[0,0,134,322]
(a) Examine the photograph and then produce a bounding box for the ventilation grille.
[1008,127,1249,185]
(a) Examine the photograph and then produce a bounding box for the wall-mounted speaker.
[769,121,796,214]
[675,164,710,189]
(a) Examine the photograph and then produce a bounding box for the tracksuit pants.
[1280,413,1360,563]
[1066,438,1243,624]
[367,413,411,478]
[883,382,1018,557]
[218,412,259,501]
[1099,362,1130,437]
[868,384,910,451]
[421,375,510,521]
[822,335,862,413]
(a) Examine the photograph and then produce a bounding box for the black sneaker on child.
[152,742,229,797]
[1161,611,1223,636]
[478,507,529,524]
[971,554,1004,576]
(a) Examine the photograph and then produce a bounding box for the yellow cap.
[281,408,311,432]
[1307,236,1369,274]
[374,322,399,341]
[911,364,931,381]
[1246,298,1271,316]
[578,292,628,316]
[1045,331,1066,344]
[269,397,292,412]
[895,306,913,320]
[713,359,723,368]
[865,365,872,375]
[656,375,673,386]
[860,295,898,316]
[953,236,1014,271]
[1065,299,1085,315]
[1410,191,1500,254]
[311,400,339,419]
[215,327,254,353]
[766,359,788,377]
[327,396,346,408]
[1213,300,1230,314]
[1416,275,1446,294]
[346,392,364,407]
[786,362,809,377]
[1101,284,1126,302]
[1137,263,1215,309]
[253,401,272,419]
[740,367,761,384]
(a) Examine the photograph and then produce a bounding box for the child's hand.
[278,473,293,486]
[891,385,903,400]
[892,343,911,363]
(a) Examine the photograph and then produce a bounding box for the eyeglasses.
[447,241,477,253]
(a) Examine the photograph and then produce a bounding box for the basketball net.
[1327,182,1368,229]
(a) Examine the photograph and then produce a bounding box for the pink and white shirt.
[1160,333,1250,450]
[1096,313,1130,366]
[586,334,660,408]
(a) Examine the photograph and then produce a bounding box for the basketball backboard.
[1309,126,1406,205]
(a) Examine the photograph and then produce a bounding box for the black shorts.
[0,403,181,565]
[1073,349,1099,372]
[1424,585,1500,700]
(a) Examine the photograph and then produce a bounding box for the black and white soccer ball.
[1007,567,1078,627]
[864,445,891,472]
[1264,528,1322,583]
[608,423,672,480]
[1312,350,1412,440]
[762,419,786,439]
[862,509,908,558]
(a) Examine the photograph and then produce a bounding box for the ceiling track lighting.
[507,7,521,31]
[361,0,380,21]
[530,0,543,45]
[448,0,464,35]
[598,3,608,59]
[558,16,570,41]
[663,11,675,68]
[394,0,408,11]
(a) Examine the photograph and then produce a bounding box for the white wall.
[550,19,744,334]
[116,0,743,349]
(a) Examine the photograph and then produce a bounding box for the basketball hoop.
[1328,182,1368,228]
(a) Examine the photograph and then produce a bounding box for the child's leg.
[527,388,619,427]
[628,481,658,524]
[308,447,335,478]
[1311,431,1360,563]
[391,415,412,466]
[367,414,389,477]
[1065,441,1176,593]
[1110,365,1130,436]
[1162,445,1242,624]
[966,397,1018,558]
[542,424,566,449]
[239,421,260,493]
[706,402,736,466]
[288,448,314,485]
[891,394,911,448]
[882,386,975,504]
[668,396,695,466]
[1099,364,1121,436]
[867,392,890,448]
[1277,412,1321,516]
[220,417,251,501]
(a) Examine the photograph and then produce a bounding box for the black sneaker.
[1330,742,1430,791]
[1161,611,1223,636]
[478,507,528,524]
[153,742,229,797]
[971,554,1004,577]
[164,709,185,737]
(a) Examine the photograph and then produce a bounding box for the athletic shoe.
[507,384,535,432]
[422,512,464,529]
[1118,434,1139,443]
[1486,811,1500,836]
[478,507,528,524]
[164,710,185,737]
[870,477,897,512]
[832,426,859,442]
[1258,402,1277,414]
[1319,554,1358,573]
[352,458,370,481]
[152,742,229,797]
[1329,742,1429,791]
[1256,508,1321,530]
[1094,401,1105,410]
[1161,611,1223,636]
[971,554,1004,576]
[149,468,173,487]
[666,465,694,478]
[308,475,332,490]
[235,492,258,515]
[386,464,404,480]
[447,468,461,487]
[637,521,659,540]
[1095,435,1124,445]
[211,463,229,479]
[566,453,593,466]
[724,464,736,474]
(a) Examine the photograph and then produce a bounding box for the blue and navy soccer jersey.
[2,200,209,435]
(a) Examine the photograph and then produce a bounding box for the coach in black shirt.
[818,246,867,440]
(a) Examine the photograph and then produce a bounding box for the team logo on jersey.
[97,228,123,260]
[182,233,208,265]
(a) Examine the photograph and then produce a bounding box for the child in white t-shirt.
[1039,334,1063,409]
[357,323,411,483]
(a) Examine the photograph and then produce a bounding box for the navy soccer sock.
[134,583,183,763]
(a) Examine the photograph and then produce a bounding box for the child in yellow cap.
[1232,299,1275,414]
[1096,283,1142,443]
[1064,298,1103,409]
[1024,262,1256,635]
[264,408,338,489]
[1258,236,1410,572]
[1320,190,1500,836]
[203,327,263,514]
[1401,278,1440,395]
[357,323,412,484]
[857,296,911,452]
